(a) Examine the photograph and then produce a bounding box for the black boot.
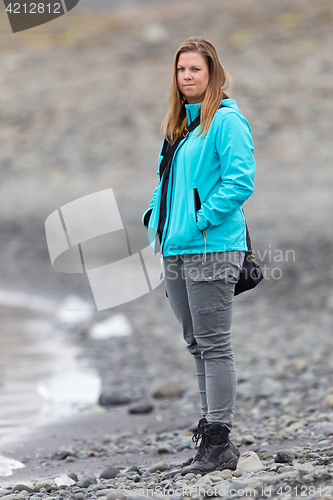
[180,421,239,475]
[195,418,240,459]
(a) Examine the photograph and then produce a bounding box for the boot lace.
[191,429,213,462]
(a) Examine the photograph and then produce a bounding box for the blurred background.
[0,0,332,443]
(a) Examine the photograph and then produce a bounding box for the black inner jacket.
[157,138,172,241]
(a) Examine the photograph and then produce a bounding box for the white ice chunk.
[56,295,94,324]
[37,369,101,404]
[54,474,76,486]
[0,455,25,477]
[90,313,133,339]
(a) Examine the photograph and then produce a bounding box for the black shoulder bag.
[234,217,264,296]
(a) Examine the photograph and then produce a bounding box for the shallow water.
[0,292,100,446]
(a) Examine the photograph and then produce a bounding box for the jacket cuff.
[197,217,209,232]
[142,208,153,228]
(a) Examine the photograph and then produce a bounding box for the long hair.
[163,37,231,143]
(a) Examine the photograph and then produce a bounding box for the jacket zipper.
[161,135,192,254]
[161,153,176,254]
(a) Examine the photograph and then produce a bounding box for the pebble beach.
[0,0,333,497]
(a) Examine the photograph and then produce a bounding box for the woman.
[142,37,256,475]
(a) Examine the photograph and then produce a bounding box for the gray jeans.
[163,251,245,430]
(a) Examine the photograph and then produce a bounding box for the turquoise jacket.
[142,99,256,256]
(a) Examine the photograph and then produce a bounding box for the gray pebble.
[149,381,184,399]
[96,490,113,497]
[183,473,196,480]
[128,398,154,415]
[274,450,295,463]
[0,496,27,500]
[99,467,121,479]
[157,442,174,454]
[68,473,79,483]
[98,390,131,407]
[126,497,151,500]
[76,470,97,488]
[241,434,257,444]
[105,490,126,500]
[148,462,170,473]
[277,466,294,474]
[73,494,86,500]
[12,485,33,494]
[315,424,333,437]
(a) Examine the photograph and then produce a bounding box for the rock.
[54,474,76,486]
[196,474,213,484]
[236,451,264,472]
[277,470,299,479]
[215,469,233,479]
[318,439,331,446]
[274,450,295,463]
[127,497,151,500]
[73,494,86,500]
[76,470,97,488]
[148,462,170,473]
[0,496,27,500]
[249,377,281,398]
[315,424,333,437]
[106,490,126,500]
[98,390,131,406]
[149,380,185,399]
[67,472,79,482]
[35,479,56,489]
[325,394,333,408]
[51,449,76,460]
[188,421,201,433]
[232,469,242,477]
[277,466,293,474]
[99,466,121,479]
[241,434,256,444]
[12,485,32,494]
[127,465,141,473]
[97,490,114,497]
[157,442,174,454]
[128,397,154,414]
[294,359,308,371]
[183,473,196,480]
[287,448,298,458]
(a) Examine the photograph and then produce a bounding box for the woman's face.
[177,51,209,104]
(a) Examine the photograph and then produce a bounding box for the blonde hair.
[163,37,231,143]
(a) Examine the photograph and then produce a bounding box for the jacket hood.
[185,98,241,124]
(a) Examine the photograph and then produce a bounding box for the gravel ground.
[0,0,333,496]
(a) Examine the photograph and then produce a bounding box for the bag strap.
[242,210,252,251]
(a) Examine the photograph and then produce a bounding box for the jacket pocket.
[193,188,201,222]
[143,208,153,228]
